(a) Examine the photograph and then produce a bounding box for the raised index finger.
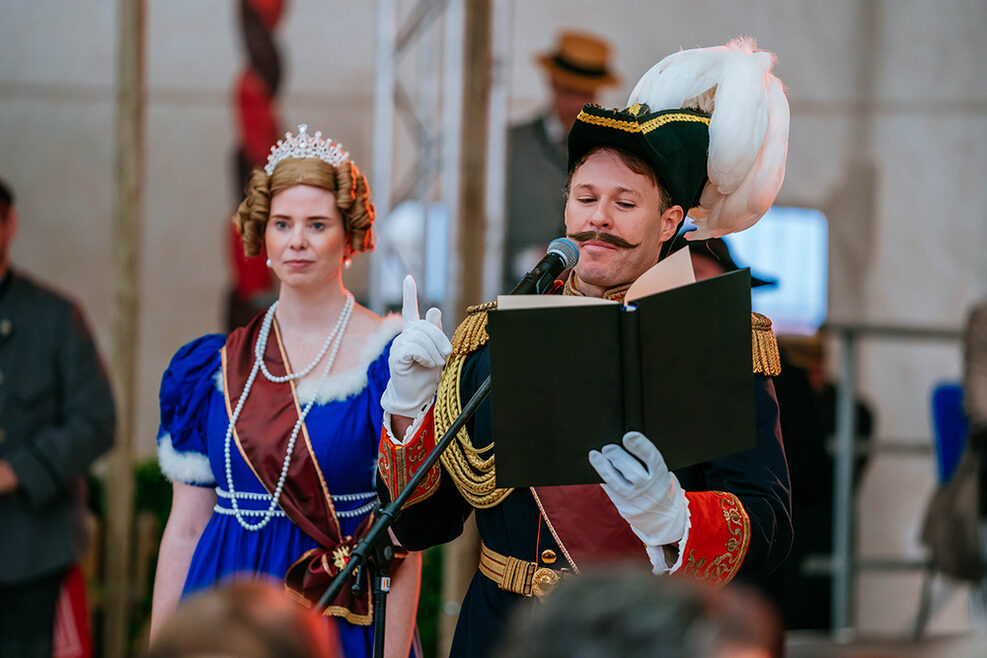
[402,275,421,324]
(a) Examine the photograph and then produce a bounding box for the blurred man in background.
[503,30,619,291]
[683,235,876,630]
[681,236,777,289]
[0,177,115,657]
[962,299,987,613]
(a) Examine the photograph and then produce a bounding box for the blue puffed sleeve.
[366,335,396,440]
[156,334,226,486]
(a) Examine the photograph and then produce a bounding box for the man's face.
[551,82,596,128]
[564,149,679,291]
[0,207,16,276]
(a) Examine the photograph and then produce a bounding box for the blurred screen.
[692,207,829,335]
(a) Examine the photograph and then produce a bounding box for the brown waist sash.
[222,314,381,624]
[531,484,650,571]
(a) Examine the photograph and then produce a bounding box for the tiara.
[264,123,350,175]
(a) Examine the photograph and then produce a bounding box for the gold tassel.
[751,312,782,376]
[450,301,497,356]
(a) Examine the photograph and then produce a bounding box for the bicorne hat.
[568,104,711,214]
[566,37,790,244]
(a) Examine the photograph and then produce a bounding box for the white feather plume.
[627,37,789,239]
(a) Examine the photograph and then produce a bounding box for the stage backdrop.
[0,0,984,637]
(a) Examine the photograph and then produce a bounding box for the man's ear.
[658,205,683,243]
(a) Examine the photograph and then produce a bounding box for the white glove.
[589,431,689,551]
[380,275,453,419]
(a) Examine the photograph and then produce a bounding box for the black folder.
[487,269,756,487]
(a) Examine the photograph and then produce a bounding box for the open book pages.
[497,245,696,310]
[496,294,615,310]
[625,245,696,302]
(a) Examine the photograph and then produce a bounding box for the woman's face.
[564,149,679,290]
[265,184,348,293]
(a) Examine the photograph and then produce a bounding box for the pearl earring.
[266,258,272,268]
[343,257,352,270]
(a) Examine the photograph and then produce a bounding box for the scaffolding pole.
[453,0,491,312]
[826,322,963,633]
[103,0,144,655]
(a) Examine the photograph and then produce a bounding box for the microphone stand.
[317,375,492,658]
[509,253,569,295]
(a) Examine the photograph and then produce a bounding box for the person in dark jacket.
[0,177,116,657]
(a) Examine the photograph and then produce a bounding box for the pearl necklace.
[223,292,355,531]
[257,297,353,382]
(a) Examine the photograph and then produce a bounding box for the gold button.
[531,567,560,600]
[0,369,4,386]
[0,428,6,444]
[540,549,557,565]
[0,318,10,336]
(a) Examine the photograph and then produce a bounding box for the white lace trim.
[295,314,401,405]
[157,432,216,486]
[382,403,432,447]
[213,505,287,518]
[212,487,378,518]
[211,502,376,519]
[215,487,376,503]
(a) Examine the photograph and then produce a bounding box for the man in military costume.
[378,38,793,657]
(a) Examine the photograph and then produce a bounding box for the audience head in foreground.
[497,568,782,658]
[147,580,338,658]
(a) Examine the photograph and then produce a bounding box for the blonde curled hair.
[233,157,376,257]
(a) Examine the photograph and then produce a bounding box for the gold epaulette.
[436,301,513,508]
[751,312,781,376]
[450,300,497,356]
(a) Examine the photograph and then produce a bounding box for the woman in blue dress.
[150,125,422,658]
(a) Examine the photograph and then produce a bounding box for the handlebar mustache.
[566,231,641,250]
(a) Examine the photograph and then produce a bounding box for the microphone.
[508,237,580,295]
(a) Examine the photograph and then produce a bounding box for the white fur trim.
[157,432,216,485]
[295,314,401,405]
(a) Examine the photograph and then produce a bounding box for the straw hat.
[537,31,620,92]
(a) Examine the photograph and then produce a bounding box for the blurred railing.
[822,322,962,632]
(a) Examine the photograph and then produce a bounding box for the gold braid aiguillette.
[437,303,514,508]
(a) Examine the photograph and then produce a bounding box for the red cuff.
[677,491,750,586]
[378,409,441,507]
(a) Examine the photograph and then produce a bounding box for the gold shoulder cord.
[751,312,782,376]
[436,302,514,508]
